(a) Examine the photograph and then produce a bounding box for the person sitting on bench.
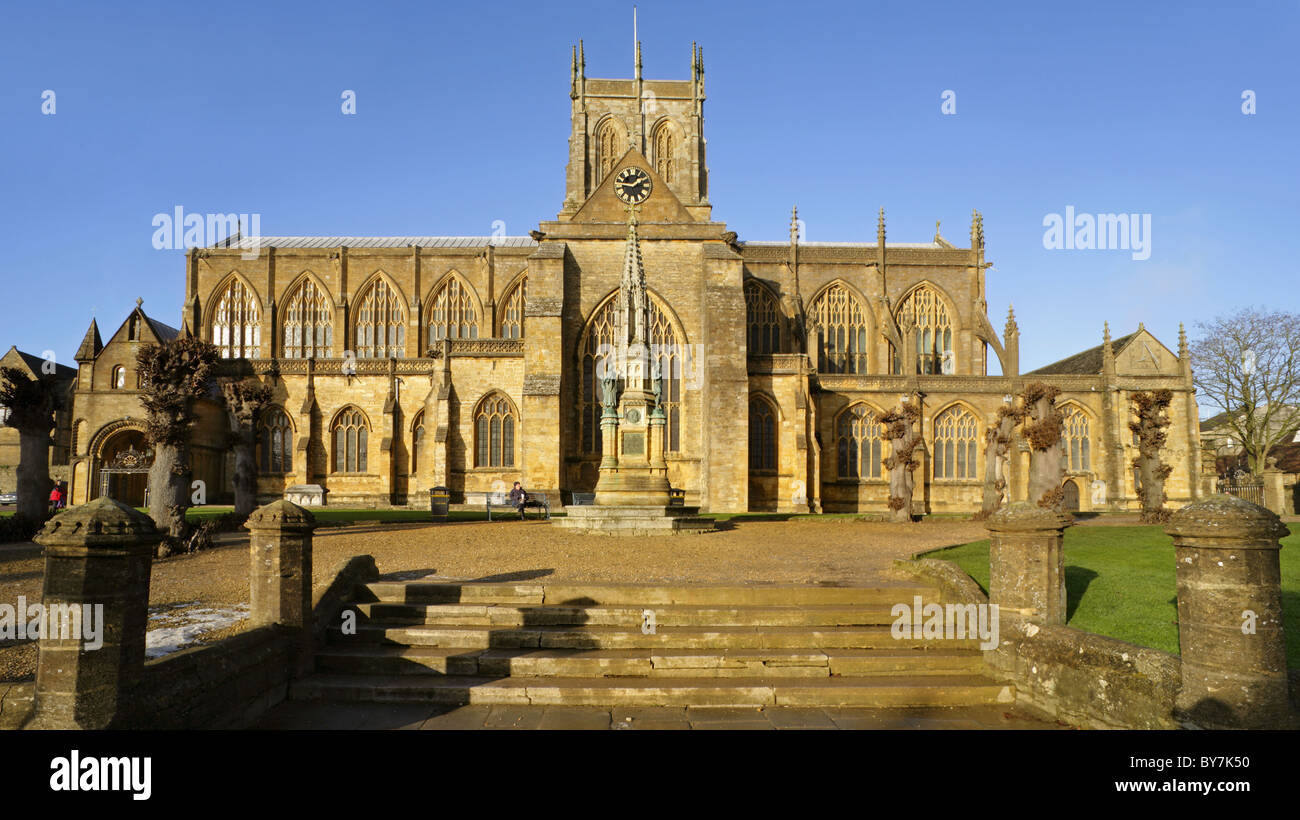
[508,481,527,520]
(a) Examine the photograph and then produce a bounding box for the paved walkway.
[253,702,1070,730]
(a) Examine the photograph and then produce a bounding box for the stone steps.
[314,645,985,678]
[357,581,940,606]
[326,623,983,650]
[292,673,1014,708]
[295,580,1007,710]
[350,602,906,627]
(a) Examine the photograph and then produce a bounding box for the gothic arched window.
[809,284,869,374]
[411,411,425,475]
[653,121,678,185]
[427,276,479,346]
[475,393,516,468]
[579,295,684,455]
[355,278,406,358]
[892,285,954,375]
[748,397,777,471]
[933,406,979,480]
[836,404,883,479]
[282,278,333,359]
[211,277,261,359]
[1064,406,1091,472]
[594,119,623,187]
[259,408,293,473]
[332,407,369,473]
[500,277,526,339]
[744,281,781,354]
[111,366,126,389]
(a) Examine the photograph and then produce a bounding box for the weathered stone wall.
[990,620,1183,730]
[126,625,294,730]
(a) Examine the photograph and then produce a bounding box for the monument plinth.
[554,204,713,535]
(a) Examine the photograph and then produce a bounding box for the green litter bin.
[429,486,450,522]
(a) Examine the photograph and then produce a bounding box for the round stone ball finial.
[1166,493,1289,546]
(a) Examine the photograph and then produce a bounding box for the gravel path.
[0,516,988,682]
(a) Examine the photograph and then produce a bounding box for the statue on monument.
[600,373,619,413]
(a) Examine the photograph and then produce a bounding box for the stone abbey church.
[57,42,1203,514]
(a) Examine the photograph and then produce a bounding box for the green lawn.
[922,525,1300,667]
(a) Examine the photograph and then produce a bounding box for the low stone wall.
[903,555,1181,728]
[127,625,294,730]
[905,553,1300,729]
[989,619,1182,729]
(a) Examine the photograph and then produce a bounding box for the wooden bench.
[486,490,549,521]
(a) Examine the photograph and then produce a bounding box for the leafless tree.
[1021,382,1066,511]
[882,401,923,523]
[1130,390,1174,523]
[220,378,272,518]
[137,337,219,538]
[1190,308,1300,475]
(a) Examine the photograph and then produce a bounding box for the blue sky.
[1,0,1296,381]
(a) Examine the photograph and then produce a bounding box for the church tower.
[560,40,710,221]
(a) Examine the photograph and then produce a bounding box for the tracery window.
[809,284,869,374]
[354,278,405,358]
[836,404,883,479]
[594,119,622,187]
[282,278,333,358]
[1064,406,1091,472]
[749,397,777,471]
[892,286,953,375]
[427,276,479,346]
[933,406,979,480]
[653,122,677,185]
[259,408,293,474]
[500,278,526,339]
[211,278,260,359]
[745,281,781,354]
[332,407,369,473]
[475,394,516,468]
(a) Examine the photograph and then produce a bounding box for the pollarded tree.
[881,401,923,523]
[977,402,1027,519]
[1131,389,1174,523]
[0,367,56,523]
[1021,382,1066,511]
[137,337,220,538]
[219,378,273,518]
[1190,308,1300,476]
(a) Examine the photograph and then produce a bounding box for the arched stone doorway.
[96,428,151,507]
[1062,479,1081,512]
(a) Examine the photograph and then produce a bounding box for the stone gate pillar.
[1165,494,1295,729]
[28,497,161,729]
[985,502,1071,625]
[245,499,316,674]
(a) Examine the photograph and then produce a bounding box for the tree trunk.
[883,402,923,523]
[231,431,258,517]
[148,441,189,538]
[15,427,51,523]
[979,411,1019,517]
[1022,384,1065,511]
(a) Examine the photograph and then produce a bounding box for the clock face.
[614,167,652,204]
